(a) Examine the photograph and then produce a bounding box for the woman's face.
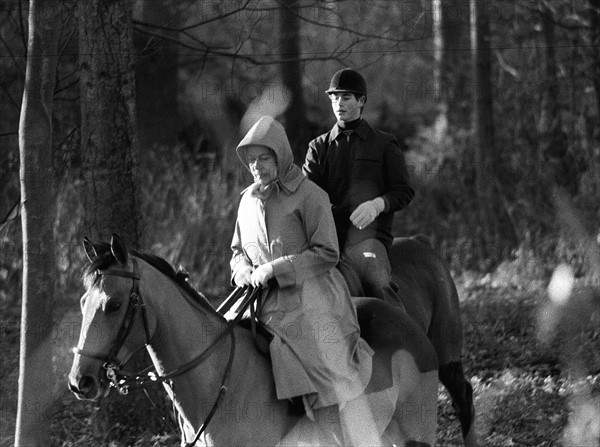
[246,145,278,187]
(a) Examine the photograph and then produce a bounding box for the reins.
[107,285,259,392]
[72,260,263,446]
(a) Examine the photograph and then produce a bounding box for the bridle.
[73,259,150,371]
[72,258,260,446]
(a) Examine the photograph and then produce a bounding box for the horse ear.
[83,237,98,263]
[110,233,128,267]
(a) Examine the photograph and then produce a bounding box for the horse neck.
[137,261,229,424]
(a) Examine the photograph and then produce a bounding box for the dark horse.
[343,235,477,446]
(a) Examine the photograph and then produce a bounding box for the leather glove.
[350,197,385,229]
[233,265,253,287]
[251,263,274,288]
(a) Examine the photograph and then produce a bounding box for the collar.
[328,118,371,143]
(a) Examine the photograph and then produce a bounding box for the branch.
[133,22,232,52]
[519,1,590,31]
[0,31,25,76]
[132,0,253,33]
[134,24,359,66]
[0,82,20,111]
[0,198,20,236]
[272,0,424,45]
[55,126,78,151]
[54,78,79,96]
[18,0,27,55]
[495,50,520,78]
[134,0,428,61]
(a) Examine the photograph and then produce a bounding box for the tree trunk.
[15,0,59,445]
[590,0,600,117]
[539,3,572,191]
[470,0,516,263]
[279,0,308,165]
[471,0,495,240]
[435,0,471,129]
[79,0,142,247]
[79,0,165,439]
[135,0,180,154]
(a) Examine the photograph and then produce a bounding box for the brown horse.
[69,235,440,446]
[341,235,478,446]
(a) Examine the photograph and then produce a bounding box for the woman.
[230,116,380,446]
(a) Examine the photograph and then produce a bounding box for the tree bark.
[471,0,495,234]
[79,0,142,247]
[539,3,573,191]
[590,0,600,117]
[78,0,163,439]
[15,0,60,445]
[470,0,516,262]
[435,0,471,129]
[279,0,308,165]
[135,0,180,153]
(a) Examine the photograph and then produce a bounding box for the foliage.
[139,144,247,299]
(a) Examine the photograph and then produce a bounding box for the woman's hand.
[233,265,253,287]
[251,263,274,288]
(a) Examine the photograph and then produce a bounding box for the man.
[303,68,414,307]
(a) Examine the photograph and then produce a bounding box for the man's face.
[329,92,365,123]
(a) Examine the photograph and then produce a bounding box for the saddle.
[237,317,272,356]
[234,295,436,393]
[337,258,401,297]
[219,287,437,418]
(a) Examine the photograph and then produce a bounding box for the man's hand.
[233,265,253,287]
[251,263,274,288]
[350,197,385,229]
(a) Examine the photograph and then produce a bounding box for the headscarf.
[236,116,304,195]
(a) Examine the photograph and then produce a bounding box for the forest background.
[1,0,600,446]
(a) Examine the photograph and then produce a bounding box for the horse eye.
[105,299,122,314]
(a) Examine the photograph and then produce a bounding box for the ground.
[1,270,599,446]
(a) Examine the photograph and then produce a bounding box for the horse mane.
[82,242,211,308]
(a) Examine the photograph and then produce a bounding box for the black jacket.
[303,119,414,250]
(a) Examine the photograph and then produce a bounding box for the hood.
[236,116,304,194]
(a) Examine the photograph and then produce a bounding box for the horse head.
[68,234,156,400]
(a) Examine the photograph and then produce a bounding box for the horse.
[340,235,478,447]
[68,235,440,446]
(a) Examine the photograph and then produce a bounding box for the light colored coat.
[231,116,373,409]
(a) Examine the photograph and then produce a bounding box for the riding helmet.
[325,68,367,98]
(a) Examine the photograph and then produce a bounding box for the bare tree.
[15,0,60,445]
[470,0,516,261]
[135,0,180,153]
[78,0,166,438]
[279,0,309,164]
[434,0,471,130]
[590,0,600,116]
[538,2,572,191]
